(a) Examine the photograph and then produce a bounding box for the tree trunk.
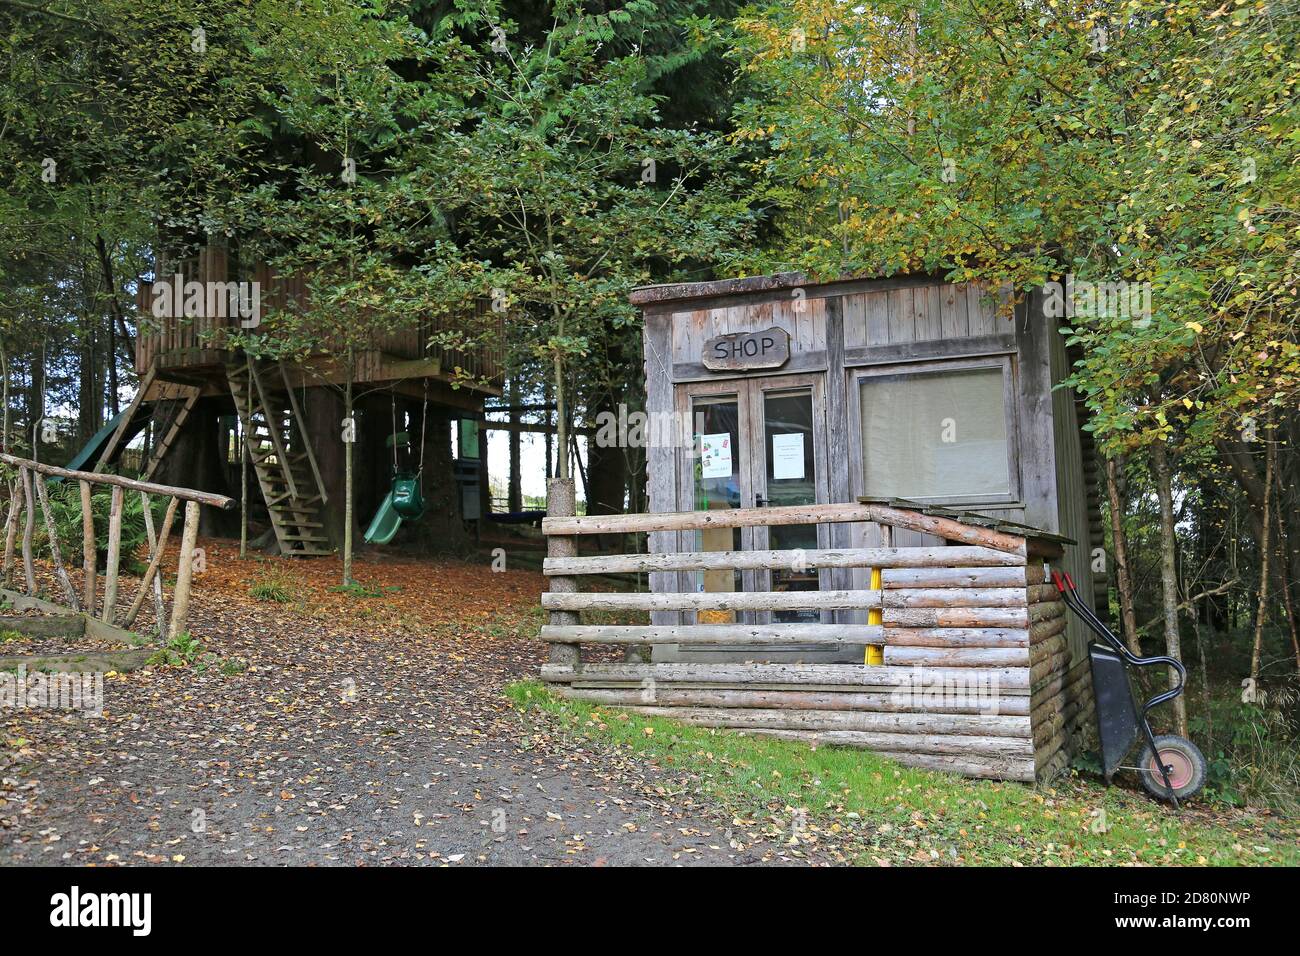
[507,378,522,513]
[1150,439,1187,735]
[1103,455,1140,653]
[553,351,568,481]
[1250,431,1274,684]
[1,341,10,453]
[343,379,354,585]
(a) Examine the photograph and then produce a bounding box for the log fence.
[0,453,235,639]
[537,478,1094,783]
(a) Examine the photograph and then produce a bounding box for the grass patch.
[249,566,295,603]
[506,680,1298,866]
[0,629,24,643]
[329,579,397,599]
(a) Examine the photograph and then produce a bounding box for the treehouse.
[89,243,504,555]
[536,272,1105,782]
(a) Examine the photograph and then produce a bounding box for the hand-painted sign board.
[702,327,791,372]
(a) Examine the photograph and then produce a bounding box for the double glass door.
[677,375,828,626]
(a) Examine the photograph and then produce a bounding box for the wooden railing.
[0,454,235,639]
[539,484,1056,662]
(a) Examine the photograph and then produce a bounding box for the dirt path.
[1,545,820,866]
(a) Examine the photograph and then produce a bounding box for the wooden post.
[19,467,36,594]
[2,478,19,589]
[33,472,80,610]
[101,484,124,623]
[546,477,580,668]
[167,500,200,640]
[138,492,166,626]
[80,480,97,615]
[124,495,179,630]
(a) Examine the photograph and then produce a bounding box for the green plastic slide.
[363,493,403,544]
[51,409,132,483]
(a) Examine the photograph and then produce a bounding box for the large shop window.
[857,363,1014,502]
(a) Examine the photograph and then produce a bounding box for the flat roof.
[628,272,811,307]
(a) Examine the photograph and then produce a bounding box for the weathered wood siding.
[1049,316,1098,665]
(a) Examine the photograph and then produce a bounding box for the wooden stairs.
[226,358,332,557]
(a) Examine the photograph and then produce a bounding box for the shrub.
[1189,676,1300,814]
[35,483,170,574]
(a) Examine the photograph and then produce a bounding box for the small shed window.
[857,363,1013,502]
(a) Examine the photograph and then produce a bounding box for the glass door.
[747,376,829,623]
[677,383,754,624]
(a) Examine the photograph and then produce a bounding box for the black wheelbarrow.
[1052,570,1206,804]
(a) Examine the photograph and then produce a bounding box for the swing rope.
[390,387,399,474]
[417,378,428,481]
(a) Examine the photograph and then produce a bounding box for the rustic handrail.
[538,478,1062,662]
[541,500,1036,557]
[1,452,232,639]
[0,453,236,509]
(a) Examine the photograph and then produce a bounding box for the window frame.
[846,353,1022,509]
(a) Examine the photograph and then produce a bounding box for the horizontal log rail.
[543,545,1022,576]
[541,623,885,645]
[540,661,1033,690]
[0,453,236,510]
[542,588,882,613]
[543,500,1032,556]
[1,453,228,640]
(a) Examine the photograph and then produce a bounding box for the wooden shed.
[536,272,1104,783]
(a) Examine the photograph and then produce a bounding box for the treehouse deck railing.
[0,453,236,640]
[536,480,1094,783]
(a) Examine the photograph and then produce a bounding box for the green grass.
[0,629,24,643]
[506,681,1298,866]
[249,580,293,602]
[329,579,398,599]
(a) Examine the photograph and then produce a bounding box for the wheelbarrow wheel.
[1138,735,1206,801]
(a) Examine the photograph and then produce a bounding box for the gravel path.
[1,546,817,866]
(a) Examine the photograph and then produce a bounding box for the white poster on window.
[700,433,733,479]
[771,432,805,480]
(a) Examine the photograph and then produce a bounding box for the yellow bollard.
[865,566,884,665]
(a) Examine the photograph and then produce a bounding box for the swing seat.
[391,472,426,519]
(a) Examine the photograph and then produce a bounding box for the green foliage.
[329,579,389,599]
[733,0,1298,455]
[1189,679,1300,815]
[146,631,204,668]
[35,483,167,574]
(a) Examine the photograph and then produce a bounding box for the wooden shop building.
[537,272,1104,782]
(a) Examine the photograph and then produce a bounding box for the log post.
[33,472,81,610]
[167,500,201,640]
[545,477,581,668]
[138,492,166,625]
[19,467,36,594]
[80,480,97,615]
[101,484,124,623]
[124,495,179,629]
[2,478,19,589]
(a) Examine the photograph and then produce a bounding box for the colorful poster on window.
[771,432,805,480]
[700,433,733,479]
